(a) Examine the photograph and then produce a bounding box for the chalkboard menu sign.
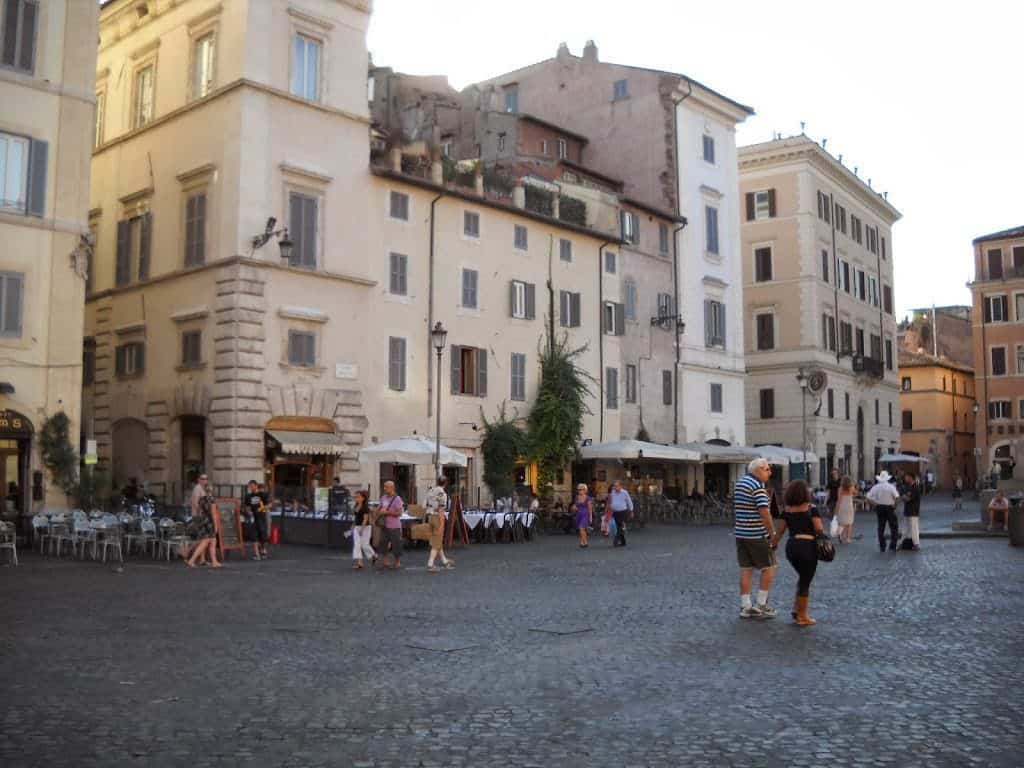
[213,498,245,558]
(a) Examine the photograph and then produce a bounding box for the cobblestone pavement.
[2,495,1022,767]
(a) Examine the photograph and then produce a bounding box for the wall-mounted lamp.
[250,217,293,263]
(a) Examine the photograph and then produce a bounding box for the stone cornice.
[739,137,901,224]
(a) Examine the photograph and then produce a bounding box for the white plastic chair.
[98,514,124,563]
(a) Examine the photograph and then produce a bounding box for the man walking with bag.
[606,479,633,547]
[867,470,901,552]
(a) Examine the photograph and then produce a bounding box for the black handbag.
[816,533,836,562]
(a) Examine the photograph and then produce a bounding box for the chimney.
[583,40,598,63]
[513,181,525,209]
[556,42,570,62]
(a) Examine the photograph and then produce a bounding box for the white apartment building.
[740,135,902,484]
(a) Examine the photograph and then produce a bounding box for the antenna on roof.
[838,154,843,163]
[822,138,827,149]
[800,121,806,133]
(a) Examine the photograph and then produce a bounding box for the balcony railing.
[852,354,885,379]
[979,265,1024,282]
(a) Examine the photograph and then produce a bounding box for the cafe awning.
[677,442,762,464]
[579,439,701,462]
[267,430,350,457]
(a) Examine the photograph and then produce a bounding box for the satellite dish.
[807,369,828,395]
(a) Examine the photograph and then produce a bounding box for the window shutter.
[303,197,317,268]
[720,305,727,348]
[704,300,712,346]
[476,348,487,397]
[559,291,568,327]
[614,302,625,336]
[571,292,581,327]
[450,345,461,393]
[509,281,518,317]
[115,220,131,285]
[136,343,146,373]
[525,282,536,320]
[2,273,22,334]
[115,345,125,375]
[17,0,36,72]
[745,192,755,221]
[663,370,672,405]
[184,195,196,265]
[27,138,47,217]
[195,193,206,264]
[138,212,152,280]
[767,189,776,217]
[289,194,302,267]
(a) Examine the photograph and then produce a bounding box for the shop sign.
[0,410,32,438]
[335,363,358,380]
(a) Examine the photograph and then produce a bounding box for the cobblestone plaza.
[2,497,1022,767]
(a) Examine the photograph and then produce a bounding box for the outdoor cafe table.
[462,510,535,539]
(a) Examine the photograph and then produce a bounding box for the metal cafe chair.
[0,521,17,565]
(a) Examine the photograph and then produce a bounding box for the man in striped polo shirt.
[733,457,778,619]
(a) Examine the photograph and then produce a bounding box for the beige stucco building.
[85,0,620,507]
[739,135,901,485]
[1,0,98,526]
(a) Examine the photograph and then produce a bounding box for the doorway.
[180,416,206,494]
[0,410,33,528]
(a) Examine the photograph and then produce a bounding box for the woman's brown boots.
[794,596,816,626]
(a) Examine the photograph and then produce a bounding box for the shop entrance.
[180,415,206,492]
[0,410,32,528]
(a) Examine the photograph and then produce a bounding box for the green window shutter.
[115,220,131,286]
[450,345,461,394]
[476,348,487,397]
[525,282,535,320]
[138,212,152,280]
[27,138,47,217]
[767,189,776,217]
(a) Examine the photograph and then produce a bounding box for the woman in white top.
[834,475,857,544]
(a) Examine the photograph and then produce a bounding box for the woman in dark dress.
[186,490,221,568]
[771,480,824,626]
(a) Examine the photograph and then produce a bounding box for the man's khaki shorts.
[735,537,776,570]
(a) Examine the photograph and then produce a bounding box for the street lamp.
[431,321,448,481]
[796,368,808,482]
[250,217,293,263]
[972,401,981,490]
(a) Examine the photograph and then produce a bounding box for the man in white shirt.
[866,470,901,552]
[425,477,453,573]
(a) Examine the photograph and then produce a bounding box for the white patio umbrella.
[579,439,702,462]
[753,445,820,464]
[878,453,930,465]
[359,435,468,467]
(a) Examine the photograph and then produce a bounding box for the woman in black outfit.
[772,480,824,626]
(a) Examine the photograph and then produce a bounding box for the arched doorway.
[0,409,33,527]
[856,407,865,482]
[179,415,206,493]
[112,418,148,493]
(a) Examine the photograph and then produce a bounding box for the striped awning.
[267,430,349,456]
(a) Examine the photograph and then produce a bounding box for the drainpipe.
[598,240,614,442]
[831,192,841,364]
[427,192,446,418]
[672,222,687,444]
[671,80,693,445]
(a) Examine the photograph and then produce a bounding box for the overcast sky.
[367,0,1022,319]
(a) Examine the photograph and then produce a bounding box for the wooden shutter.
[704,300,712,346]
[570,292,580,327]
[450,345,461,393]
[559,291,568,327]
[289,193,302,267]
[984,299,991,324]
[115,345,125,375]
[509,281,517,317]
[135,342,146,373]
[663,370,672,405]
[301,196,317,268]
[1,273,22,335]
[614,302,625,336]
[767,189,776,217]
[27,138,47,217]
[138,212,152,280]
[389,337,405,391]
[18,0,35,71]
[115,220,131,285]
[194,193,206,265]
[525,282,536,320]
[745,192,755,221]
[720,303,727,347]
[476,348,487,397]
